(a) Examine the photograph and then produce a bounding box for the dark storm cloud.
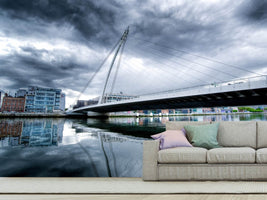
[0,0,119,45]
[237,0,267,23]
[0,45,93,89]
[0,0,267,104]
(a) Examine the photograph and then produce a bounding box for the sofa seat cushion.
[256,148,267,163]
[207,147,255,164]
[158,147,207,164]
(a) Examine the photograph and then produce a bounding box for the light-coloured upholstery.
[142,140,159,181]
[142,121,267,181]
[257,122,267,148]
[217,121,256,148]
[256,148,267,163]
[158,147,207,164]
[207,147,255,163]
[158,164,267,180]
[166,121,211,131]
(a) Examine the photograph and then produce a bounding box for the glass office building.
[25,86,62,113]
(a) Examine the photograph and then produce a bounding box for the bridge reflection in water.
[0,118,146,177]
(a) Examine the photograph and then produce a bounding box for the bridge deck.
[70,76,267,113]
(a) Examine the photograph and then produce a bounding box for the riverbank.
[0,113,68,118]
[108,112,264,118]
[0,112,265,118]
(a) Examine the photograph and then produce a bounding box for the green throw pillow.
[184,123,221,149]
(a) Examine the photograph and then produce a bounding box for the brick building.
[1,94,25,112]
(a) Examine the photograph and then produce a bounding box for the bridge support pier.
[87,111,108,118]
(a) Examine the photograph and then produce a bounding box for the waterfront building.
[103,93,138,103]
[1,94,25,112]
[0,89,6,109]
[202,107,213,113]
[0,91,2,109]
[15,88,27,97]
[60,93,66,111]
[73,99,98,109]
[25,86,62,113]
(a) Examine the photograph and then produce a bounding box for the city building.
[0,90,3,109]
[15,88,28,97]
[73,99,98,109]
[60,93,66,111]
[25,86,62,113]
[0,89,7,109]
[1,94,25,112]
[103,93,138,103]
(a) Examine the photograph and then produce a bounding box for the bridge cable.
[123,47,211,85]
[70,38,121,109]
[130,36,263,76]
[128,41,225,82]
[139,41,240,79]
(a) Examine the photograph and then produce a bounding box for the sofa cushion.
[217,121,256,148]
[184,123,220,149]
[151,130,192,150]
[256,148,267,163]
[256,122,267,148]
[158,147,207,163]
[166,121,211,131]
[207,147,255,163]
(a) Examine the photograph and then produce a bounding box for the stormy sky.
[0,0,267,107]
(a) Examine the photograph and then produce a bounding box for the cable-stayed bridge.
[68,28,267,115]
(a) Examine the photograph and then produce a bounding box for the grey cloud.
[0,0,119,46]
[0,45,96,90]
[237,0,267,23]
[0,0,267,102]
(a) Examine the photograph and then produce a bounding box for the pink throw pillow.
[151,130,192,150]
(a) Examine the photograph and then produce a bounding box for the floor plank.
[0,195,267,200]
[1,178,267,194]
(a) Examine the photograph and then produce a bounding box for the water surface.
[0,113,266,177]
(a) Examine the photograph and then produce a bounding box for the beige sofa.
[143,121,267,181]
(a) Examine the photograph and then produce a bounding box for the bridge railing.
[137,75,267,101]
[71,75,267,111]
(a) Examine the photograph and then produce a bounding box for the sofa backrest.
[257,121,267,148]
[166,121,257,149]
[217,121,256,148]
[166,121,211,130]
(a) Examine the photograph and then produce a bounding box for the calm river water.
[0,114,267,177]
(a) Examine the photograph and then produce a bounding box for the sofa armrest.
[142,140,160,181]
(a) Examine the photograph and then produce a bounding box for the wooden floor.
[2,178,267,194]
[0,194,267,200]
